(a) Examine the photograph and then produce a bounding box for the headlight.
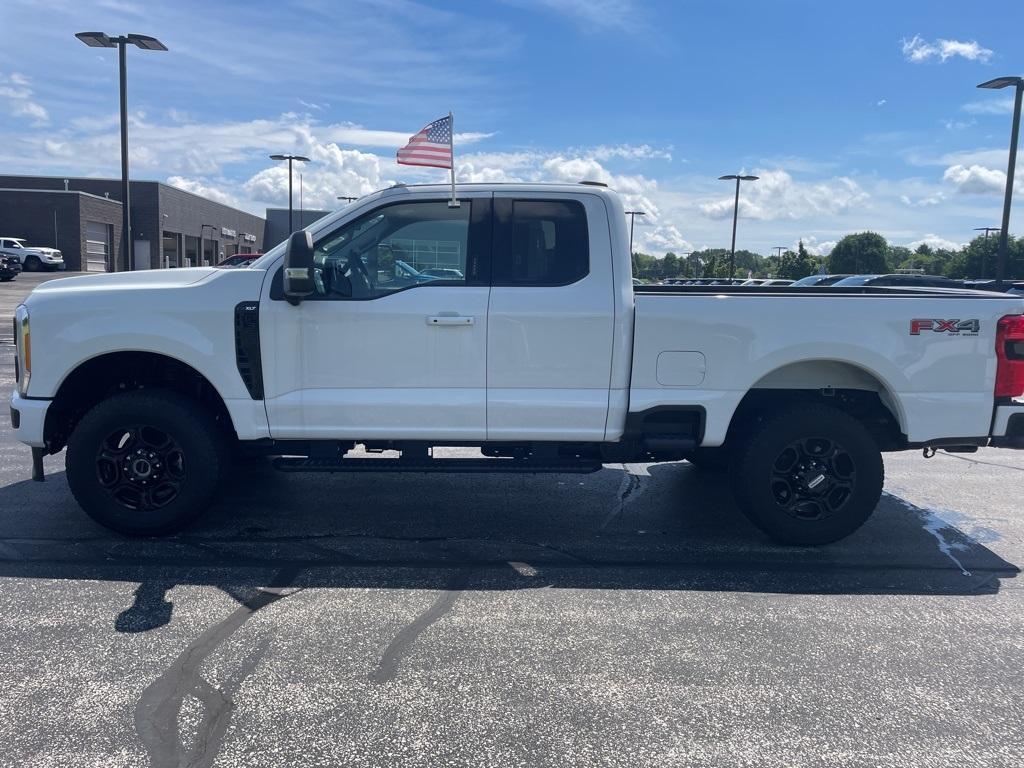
[14,305,30,395]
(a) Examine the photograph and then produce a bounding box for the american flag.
[396,115,453,169]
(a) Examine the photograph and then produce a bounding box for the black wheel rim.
[769,437,855,521]
[94,424,186,511]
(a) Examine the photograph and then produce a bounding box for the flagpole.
[448,110,459,208]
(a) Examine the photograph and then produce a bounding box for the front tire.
[730,404,884,545]
[66,390,224,536]
[24,255,41,271]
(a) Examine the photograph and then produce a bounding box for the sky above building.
[1,0,1022,256]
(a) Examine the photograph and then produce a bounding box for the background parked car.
[831,274,964,289]
[0,254,21,282]
[0,237,64,271]
[420,267,465,280]
[759,278,795,286]
[791,274,854,286]
[216,253,262,268]
[964,279,1024,297]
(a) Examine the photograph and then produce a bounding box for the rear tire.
[24,255,41,271]
[730,404,884,545]
[66,390,224,536]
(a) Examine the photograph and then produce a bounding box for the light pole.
[269,154,311,234]
[75,32,167,272]
[977,76,1023,290]
[974,226,1002,278]
[625,210,646,276]
[718,174,759,278]
[337,196,357,203]
[772,245,786,277]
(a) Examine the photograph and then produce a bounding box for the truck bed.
[634,284,1015,298]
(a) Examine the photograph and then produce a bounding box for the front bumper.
[991,404,1024,449]
[9,391,49,448]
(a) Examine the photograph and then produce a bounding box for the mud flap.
[31,447,44,482]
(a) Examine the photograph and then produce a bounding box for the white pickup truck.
[10,183,1024,543]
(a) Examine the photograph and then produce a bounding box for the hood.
[25,246,60,255]
[27,267,218,298]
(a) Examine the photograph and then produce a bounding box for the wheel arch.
[44,350,236,453]
[725,359,907,451]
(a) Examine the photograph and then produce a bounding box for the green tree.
[777,242,818,280]
[662,252,680,278]
[828,232,890,274]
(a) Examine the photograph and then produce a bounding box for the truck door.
[487,192,615,440]
[261,194,492,440]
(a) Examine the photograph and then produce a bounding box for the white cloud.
[942,118,976,131]
[244,140,392,210]
[639,223,693,254]
[908,234,964,251]
[586,144,673,162]
[523,0,643,32]
[942,164,1006,194]
[797,236,836,257]
[962,98,1015,115]
[901,35,993,63]
[876,99,887,107]
[698,169,868,221]
[12,100,49,123]
[166,176,241,207]
[0,72,48,125]
[900,192,945,207]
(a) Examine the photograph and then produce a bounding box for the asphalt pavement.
[1,272,1022,767]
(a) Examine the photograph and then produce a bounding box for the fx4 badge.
[910,319,980,336]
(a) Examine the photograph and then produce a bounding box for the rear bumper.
[8,392,49,448]
[991,404,1024,449]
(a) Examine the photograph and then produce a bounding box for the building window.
[184,235,199,267]
[162,231,181,269]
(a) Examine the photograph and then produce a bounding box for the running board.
[273,457,604,474]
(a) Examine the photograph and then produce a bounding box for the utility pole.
[718,174,759,278]
[974,226,1002,278]
[977,76,1023,290]
[269,154,311,233]
[75,31,168,271]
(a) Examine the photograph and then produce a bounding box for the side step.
[273,457,604,474]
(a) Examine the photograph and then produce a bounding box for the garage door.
[84,221,111,272]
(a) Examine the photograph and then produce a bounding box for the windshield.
[831,275,876,286]
[792,275,825,286]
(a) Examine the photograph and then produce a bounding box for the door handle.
[426,315,475,326]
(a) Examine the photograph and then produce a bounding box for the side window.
[493,199,589,286]
[311,200,472,300]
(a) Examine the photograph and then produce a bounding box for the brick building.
[0,175,265,271]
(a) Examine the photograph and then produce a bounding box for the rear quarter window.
[492,199,589,287]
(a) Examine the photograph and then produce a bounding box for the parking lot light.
[75,31,168,271]
[719,174,759,278]
[270,154,311,234]
[976,76,1023,290]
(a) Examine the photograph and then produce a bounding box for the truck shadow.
[0,459,1016,607]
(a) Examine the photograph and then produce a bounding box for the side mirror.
[283,230,315,304]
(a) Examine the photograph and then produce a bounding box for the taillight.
[995,314,1024,399]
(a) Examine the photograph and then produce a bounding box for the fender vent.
[234,301,264,400]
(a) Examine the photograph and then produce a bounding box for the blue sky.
[1,0,1022,256]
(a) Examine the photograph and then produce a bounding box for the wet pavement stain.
[134,567,302,768]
